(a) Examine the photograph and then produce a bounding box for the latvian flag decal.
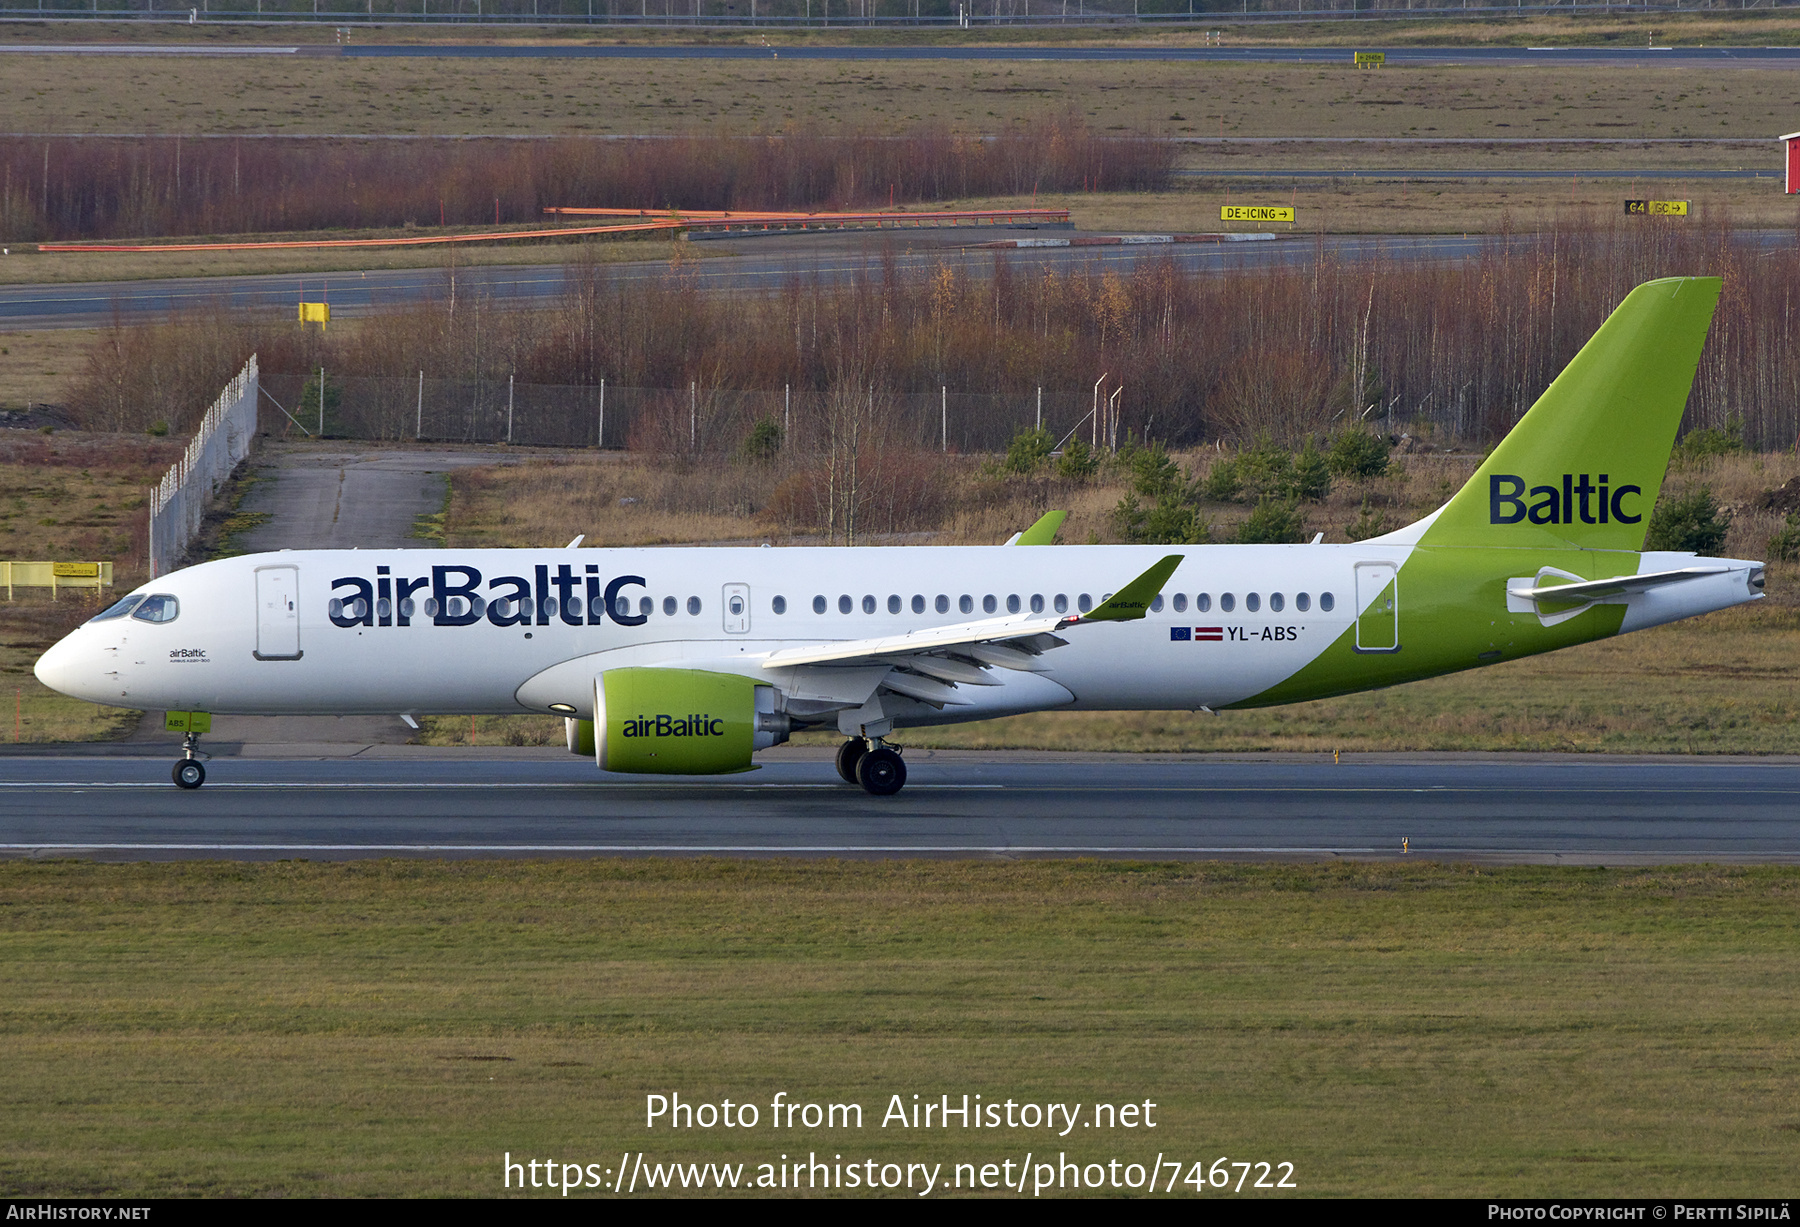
[1171,627,1225,642]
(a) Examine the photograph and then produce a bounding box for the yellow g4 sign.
[1625,200,1689,216]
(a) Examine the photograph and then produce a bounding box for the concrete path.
[137,441,529,754]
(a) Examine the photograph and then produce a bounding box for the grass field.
[1,859,1794,1197]
[0,228,683,287]
[3,54,1793,139]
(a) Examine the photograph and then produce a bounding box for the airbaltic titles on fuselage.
[328,564,650,630]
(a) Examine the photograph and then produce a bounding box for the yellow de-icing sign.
[1222,206,1295,223]
[1354,51,1385,68]
[298,302,331,326]
[1625,200,1689,216]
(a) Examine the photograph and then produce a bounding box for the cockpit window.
[130,594,180,624]
[88,594,145,623]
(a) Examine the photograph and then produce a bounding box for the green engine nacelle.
[592,667,788,775]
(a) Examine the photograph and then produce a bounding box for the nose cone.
[34,630,101,703]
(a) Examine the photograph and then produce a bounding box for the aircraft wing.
[761,554,1184,685]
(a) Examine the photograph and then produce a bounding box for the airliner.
[35,277,1764,794]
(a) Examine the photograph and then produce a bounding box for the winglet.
[1013,510,1068,546]
[1073,554,1184,623]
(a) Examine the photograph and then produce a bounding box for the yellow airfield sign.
[1625,200,1689,216]
[1354,51,1386,67]
[1222,206,1295,223]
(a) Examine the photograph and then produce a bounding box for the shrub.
[1113,492,1210,545]
[1344,497,1391,542]
[1292,438,1332,502]
[1766,512,1800,562]
[742,417,783,461]
[1673,416,1745,466]
[1203,442,1330,504]
[1236,498,1308,544]
[1327,429,1391,479]
[1645,486,1732,553]
[1003,426,1055,475]
[1054,439,1097,481]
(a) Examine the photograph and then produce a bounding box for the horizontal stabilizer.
[1507,566,1731,605]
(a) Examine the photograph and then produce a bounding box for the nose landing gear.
[172,731,206,789]
[837,737,906,796]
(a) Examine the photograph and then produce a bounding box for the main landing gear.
[172,731,206,790]
[837,737,906,796]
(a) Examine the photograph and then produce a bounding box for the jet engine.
[583,667,789,774]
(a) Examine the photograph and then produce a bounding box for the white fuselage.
[35,544,1388,723]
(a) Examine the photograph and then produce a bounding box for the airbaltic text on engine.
[623,714,728,739]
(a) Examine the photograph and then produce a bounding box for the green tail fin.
[1418,276,1721,552]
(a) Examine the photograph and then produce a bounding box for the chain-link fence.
[149,356,258,579]
[258,375,1115,456]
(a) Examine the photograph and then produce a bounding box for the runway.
[3,752,1797,863]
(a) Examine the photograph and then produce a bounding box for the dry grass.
[0,431,180,742]
[954,179,1800,237]
[0,231,678,287]
[0,331,100,410]
[2,858,1797,1196]
[1,55,1792,140]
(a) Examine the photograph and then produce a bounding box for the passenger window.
[131,594,179,624]
[772,595,788,615]
[1296,592,1311,612]
[813,595,827,614]
[664,595,678,616]
[1270,592,1285,613]
[1150,595,1164,613]
[1172,593,1188,613]
[1320,592,1336,612]
[424,598,441,617]
[1220,593,1236,613]
[687,596,702,616]
[1006,594,1021,614]
[1196,593,1211,613]
[887,594,902,615]
[729,595,745,616]
[862,595,877,615]
[89,594,144,623]
[1030,594,1044,614]
[638,596,653,617]
[1078,594,1092,613]
[1246,593,1261,613]
[399,598,416,619]
[1054,594,1068,614]
[959,595,974,615]
[982,595,997,614]
[838,595,853,614]
[936,594,950,614]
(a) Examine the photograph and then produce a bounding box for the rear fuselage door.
[254,565,303,660]
[1354,562,1399,653]
[722,583,751,634]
